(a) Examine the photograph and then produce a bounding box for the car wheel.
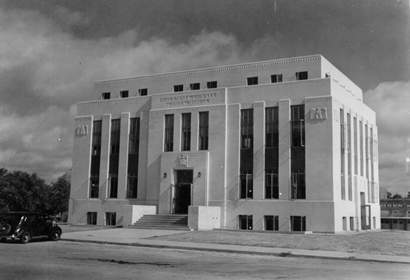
[50,231,61,241]
[21,232,31,244]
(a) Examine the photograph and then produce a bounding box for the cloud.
[0,6,250,181]
[365,81,410,195]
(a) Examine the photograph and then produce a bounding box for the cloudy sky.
[0,0,409,194]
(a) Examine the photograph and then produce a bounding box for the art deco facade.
[68,54,380,233]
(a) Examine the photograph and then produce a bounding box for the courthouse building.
[68,54,380,233]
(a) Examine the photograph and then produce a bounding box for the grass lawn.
[148,230,410,256]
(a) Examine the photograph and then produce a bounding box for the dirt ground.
[148,230,410,256]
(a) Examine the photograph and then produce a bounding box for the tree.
[0,169,70,216]
[0,169,50,213]
[48,173,70,215]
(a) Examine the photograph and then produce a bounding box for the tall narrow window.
[291,216,306,231]
[240,109,253,199]
[370,127,375,203]
[365,124,369,179]
[199,111,209,150]
[109,119,120,198]
[340,109,345,200]
[90,120,102,198]
[181,113,191,151]
[265,107,279,199]
[239,215,253,230]
[164,114,174,152]
[354,117,358,175]
[291,105,305,199]
[347,113,352,200]
[365,124,370,203]
[360,121,363,176]
[127,117,140,198]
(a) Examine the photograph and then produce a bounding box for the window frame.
[247,76,258,86]
[174,84,183,92]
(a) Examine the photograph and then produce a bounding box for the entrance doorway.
[360,192,371,230]
[173,170,193,214]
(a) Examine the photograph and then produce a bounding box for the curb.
[61,238,410,264]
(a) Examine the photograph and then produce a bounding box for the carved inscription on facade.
[75,125,88,137]
[160,92,217,106]
[309,107,328,120]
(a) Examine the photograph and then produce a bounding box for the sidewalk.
[61,228,410,264]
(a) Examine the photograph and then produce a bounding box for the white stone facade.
[68,54,380,233]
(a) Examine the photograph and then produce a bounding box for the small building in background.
[380,198,410,230]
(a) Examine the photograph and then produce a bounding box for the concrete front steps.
[130,214,189,231]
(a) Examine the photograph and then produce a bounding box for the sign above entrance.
[160,92,217,106]
[177,154,189,167]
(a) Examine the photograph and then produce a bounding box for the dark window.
[164,114,174,152]
[247,76,258,85]
[271,74,283,83]
[87,212,97,225]
[264,215,279,231]
[291,216,306,231]
[343,217,347,231]
[350,217,354,231]
[265,107,278,199]
[120,90,129,98]
[127,117,140,199]
[240,174,253,199]
[174,84,183,92]
[291,105,305,199]
[370,127,374,203]
[90,120,102,198]
[360,121,363,176]
[341,109,345,200]
[109,119,120,198]
[241,109,253,150]
[365,124,369,179]
[102,92,110,100]
[265,173,278,199]
[347,113,352,201]
[138,88,148,96]
[240,109,253,199]
[206,81,217,88]
[181,113,191,151]
[239,215,253,230]
[105,212,116,226]
[199,111,209,150]
[296,71,308,80]
[354,117,358,175]
[190,83,200,90]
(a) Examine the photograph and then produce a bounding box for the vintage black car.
[0,212,62,243]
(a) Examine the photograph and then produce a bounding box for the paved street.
[0,240,409,280]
